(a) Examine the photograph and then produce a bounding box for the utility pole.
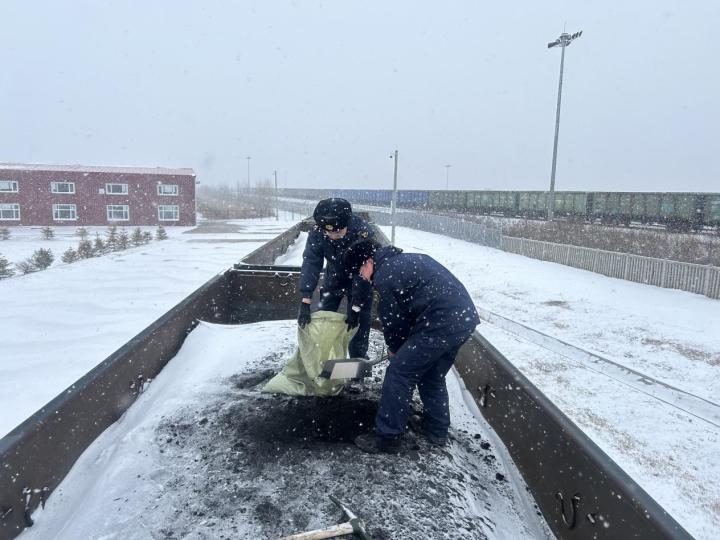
[246,156,251,190]
[547,29,582,221]
[274,170,279,221]
[390,150,399,245]
[445,164,451,190]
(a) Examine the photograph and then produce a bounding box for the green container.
[466,191,477,208]
[573,192,588,214]
[619,193,633,215]
[675,194,694,219]
[705,194,720,223]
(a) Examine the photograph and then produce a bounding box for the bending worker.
[298,198,375,358]
[343,238,480,454]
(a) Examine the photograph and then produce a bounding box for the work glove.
[298,302,312,328]
[346,308,360,331]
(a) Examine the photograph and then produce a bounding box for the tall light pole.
[246,156,251,190]
[390,150,399,245]
[273,170,279,221]
[445,164,451,190]
[547,29,582,221]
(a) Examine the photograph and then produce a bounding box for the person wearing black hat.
[342,238,480,454]
[297,198,375,358]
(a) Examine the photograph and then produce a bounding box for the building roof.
[0,162,195,176]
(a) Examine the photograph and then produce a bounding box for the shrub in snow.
[61,247,78,263]
[77,240,94,259]
[16,260,37,274]
[41,226,54,240]
[117,229,129,250]
[0,254,13,278]
[0,228,9,241]
[93,234,106,255]
[106,225,118,251]
[156,225,168,240]
[142,231,153,244]
[76,227,89,240]
[32,248,54,269]
[131,228,144,247]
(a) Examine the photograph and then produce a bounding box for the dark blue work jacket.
[299,214,375,301]
[372,246,480,353]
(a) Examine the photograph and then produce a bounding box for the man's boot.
[354,433,401,454]
[408,414,448,447]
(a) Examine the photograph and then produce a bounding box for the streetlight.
[273,170,279,221]
[390,150,399,245]
[445,164,451,190]
[547,29,582,221]
[246,156,251,189]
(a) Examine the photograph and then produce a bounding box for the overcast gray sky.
[1,1,718,192]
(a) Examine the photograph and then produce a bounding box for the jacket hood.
[374,245,403,267]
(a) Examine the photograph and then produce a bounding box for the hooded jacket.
[372,246,480,353]
[299,214,375,300]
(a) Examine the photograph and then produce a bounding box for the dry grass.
[505,221,720,266]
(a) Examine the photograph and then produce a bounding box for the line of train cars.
[280,188,720,230]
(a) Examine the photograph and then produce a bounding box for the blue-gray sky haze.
[1,1,718,192]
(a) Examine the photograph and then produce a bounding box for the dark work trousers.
[375,331,472,439]
[317,284,372,359]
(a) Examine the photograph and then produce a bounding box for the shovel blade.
[319,358,374,380]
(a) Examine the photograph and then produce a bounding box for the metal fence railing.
[278,200,720,300]
[501,236,720,299]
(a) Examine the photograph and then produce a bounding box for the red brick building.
[0,163,196,227]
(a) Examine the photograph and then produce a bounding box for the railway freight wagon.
[279,188,720,230]
[0,219,693,540]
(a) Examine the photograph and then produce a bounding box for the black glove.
[346,308,360,330]
[298,302,312,328]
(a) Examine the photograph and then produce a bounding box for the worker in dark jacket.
[298,198,375,358]
[343,239,480,454]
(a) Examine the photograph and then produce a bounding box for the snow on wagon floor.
[22,320,549,540]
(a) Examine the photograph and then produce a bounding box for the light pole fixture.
[246,156,252,189]
[547,29,582,221]
[390,150,399,245]
[445,164,451,190]
[273,170,279,221]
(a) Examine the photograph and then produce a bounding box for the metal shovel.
[319,355,388,381]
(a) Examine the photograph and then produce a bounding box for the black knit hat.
[344,238,380,274]
[313,198,352,232]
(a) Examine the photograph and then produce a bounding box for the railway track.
[476,307,720,429]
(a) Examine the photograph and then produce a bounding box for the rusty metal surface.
[454,335,693,540]
[0,273,234,539]
[239,218,313,266]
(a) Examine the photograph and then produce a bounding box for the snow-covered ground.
[3,215,719,538]
[0,216,295,437]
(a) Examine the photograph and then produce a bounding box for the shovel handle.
[277,521,355,540]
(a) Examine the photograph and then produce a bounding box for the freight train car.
[0,219,694,540]
[278,188,719,230]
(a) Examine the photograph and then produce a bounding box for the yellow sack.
[262,311,358,396]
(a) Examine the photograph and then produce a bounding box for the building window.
[0,203,20,220]
[105,183,128,195]
[158,205,179,221]
[51,181,75,194]
[107,205,129,221]
[157,184,179,196]
[0,180,19,193]
[53,204,77,221]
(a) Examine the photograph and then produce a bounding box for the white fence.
[501,236,720,299]
[278,200,720,300]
